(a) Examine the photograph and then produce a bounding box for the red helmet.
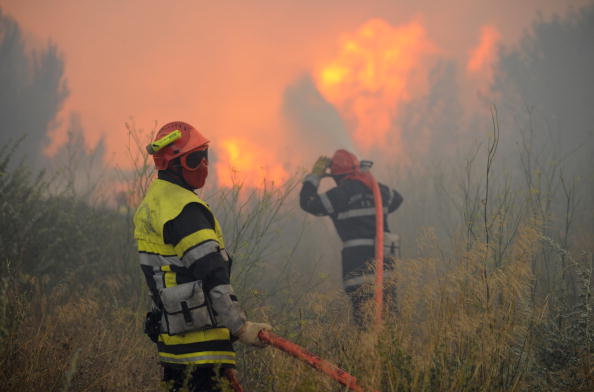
[330,149,359,175]
[152,121,209,170]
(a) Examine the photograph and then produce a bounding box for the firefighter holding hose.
[133,121,272,392]
[300,150,403,328]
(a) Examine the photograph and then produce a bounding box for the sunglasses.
[181,148,208,170]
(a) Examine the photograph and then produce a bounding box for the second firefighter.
[300,149,403,328]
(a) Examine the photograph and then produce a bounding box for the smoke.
[467,26,501,81]
[276,4,594,251]
[282,74,354,165]
[495,4,594,157]
[0,8,68,167]
[396,60,466,166]
[215,137,290,188]
[494,4,594,233]
[0,8,112,202]
[49,112,108,199]
[2,1,592,194]
[312,18,437,164]
[281,17,473,176]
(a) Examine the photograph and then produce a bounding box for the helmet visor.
[181,148,208,170]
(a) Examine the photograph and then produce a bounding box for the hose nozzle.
[360,160,374,171]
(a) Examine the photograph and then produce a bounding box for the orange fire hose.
[369,172,384,326]
[258,330,378,392]
[223,368,244,392]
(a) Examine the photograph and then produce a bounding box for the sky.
[1,0,590,187]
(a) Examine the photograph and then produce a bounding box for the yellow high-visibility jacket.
[134,178,242,366]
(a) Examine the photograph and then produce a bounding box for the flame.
[216,138,288,188]
[467,25,501,81]
[315,18,436,155]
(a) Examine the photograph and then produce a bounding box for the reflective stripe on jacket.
[300,176,403,283]
[134,178,236,366]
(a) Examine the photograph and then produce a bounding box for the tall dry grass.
[0,113,592,391]
[236,220,545,391]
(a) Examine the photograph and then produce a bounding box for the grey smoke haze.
[280,3,594,172]
[282,74,355,165]
[495,5,594,160]
[1,7,112,198]
[49,112,107,198]
[0,8,68,167]
[278,3,594,253]
[396,60,466,164]
[281,62,467,169]
[2,1,593,200]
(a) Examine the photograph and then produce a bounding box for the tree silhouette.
[0,8,69,166]
[496,4,594,155]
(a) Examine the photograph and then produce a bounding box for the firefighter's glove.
[237,321,272,348]
[311,156,331,177]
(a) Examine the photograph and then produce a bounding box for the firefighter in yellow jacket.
[134,121,272,391]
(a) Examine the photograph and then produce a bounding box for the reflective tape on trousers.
[343,235,400,250]
[159,352,236,364]
[343,270,398,289]
[139,253,185,268]
[343,274,372,289]
[342,238,375,248]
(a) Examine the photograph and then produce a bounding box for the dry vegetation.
[0,117,592,392]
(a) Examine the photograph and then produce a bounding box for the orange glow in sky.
[467,25,501,81]
[216,138,289,188]
[1,1,579,188]
[315,19,436,156]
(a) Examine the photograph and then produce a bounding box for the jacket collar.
[158,170,194,191]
